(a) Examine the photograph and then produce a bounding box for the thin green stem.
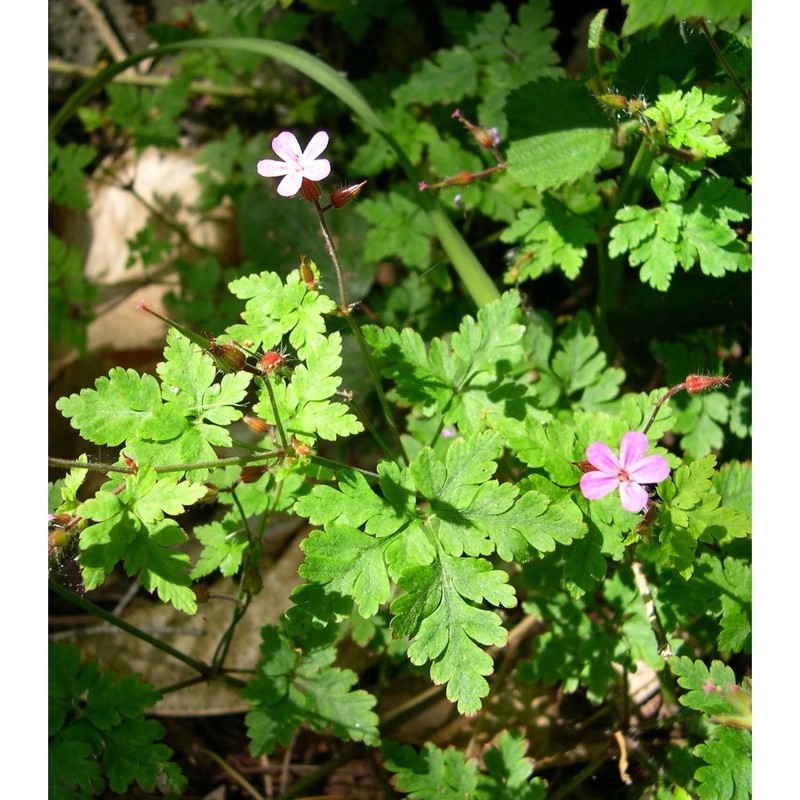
[48,579,211,677]
[342,312,409,465]
[697,19,751,107]
[308,196,409,464]
[313,200,348,310]
[344,394,397,459]
[257,377,289,451]
[308,453,379,479]
[48,452,281,476]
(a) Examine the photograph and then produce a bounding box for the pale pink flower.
[256,131,331,197]
[579,431,670,513]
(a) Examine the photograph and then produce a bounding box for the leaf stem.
[48,452,282,476]
[48,579,212,677]
[697,18,751,107]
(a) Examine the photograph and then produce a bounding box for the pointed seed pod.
[330,180,367,209]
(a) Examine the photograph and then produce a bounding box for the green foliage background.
[48,0,751,797]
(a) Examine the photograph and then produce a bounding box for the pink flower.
[256,131,331,197]
[579,431,670,513]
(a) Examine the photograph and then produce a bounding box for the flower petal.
[303,130,329,162]
[628,454,670,485]
[276,172,303,197]
[619,431,649,469]
[619,481,649,513]
[302,159,331,182]
[271,131,302,162]
[580,471,620,500]
[585,441,620,475]
[257,158,291,178]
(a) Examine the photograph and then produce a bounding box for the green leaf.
[56,368,163,446]
[254,331,363,444]
[227,268,336,358]
[499,487,587,559]
[411,431,517,557]
[299,523,393,618]
[476,730,547,799]
[243,624,380,756]
[392,551,514,715]
[505,78,612,191]
[609,166,750,290]
[49,644,184,797]
[694,726,751,800]
[382,740,479,799]
[49,139,96,210]
[78,469,205,611]
[394,46,479,105]
[622,0,752,37]
[501,196,598,281]
[358,190,436,270]
[190,514,250,579]
[365,292,529,434]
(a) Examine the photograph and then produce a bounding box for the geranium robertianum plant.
[48,2,751,797]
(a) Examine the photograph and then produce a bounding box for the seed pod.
[330,180,367,209]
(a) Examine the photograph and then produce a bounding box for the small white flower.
[256,131,331,197]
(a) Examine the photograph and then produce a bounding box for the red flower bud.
[238,465,270,484]
[299,178,321,202]
[292,438,312,456]
[449,171,473,186]
[330,180,367,209]
[243,415,270,435]
[572,460,596,474]
[259,350,288,374]
[685,374,732,394]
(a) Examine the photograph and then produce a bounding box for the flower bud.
[330,180,367,209]
[449,171,473,186]
[49,513,72,529]
[260,350,288,374]
[597,93,629,111]
[48,527,72,557]
[685,374,732,394]
[243,415,270,435]
[208,340,246,373]
[292,438,312,456]
[299,178,321,202]
[299,256,317,289]
[451,108,498,149]
[238,465,270,484]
